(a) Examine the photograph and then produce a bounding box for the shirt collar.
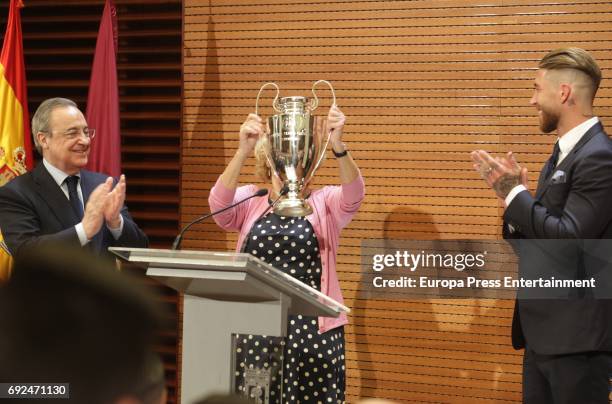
[557,116,599,156]
[43,159,80,187]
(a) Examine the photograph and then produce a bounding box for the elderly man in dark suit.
[472,48,612,404]
[0,97,147,256]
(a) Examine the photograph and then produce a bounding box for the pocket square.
[551,170,566,184]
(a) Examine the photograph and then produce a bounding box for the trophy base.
[272,198,313,217]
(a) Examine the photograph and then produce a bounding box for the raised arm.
[324,106,365,229]
[209,114,265,231]
[328,105,360,185]
[219,113,264,190]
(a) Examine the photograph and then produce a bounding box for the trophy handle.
[261,135,283,185]
[255,82,281,115]
[310,80,336,111]
[304,80,335,187]
[303,117,332,188]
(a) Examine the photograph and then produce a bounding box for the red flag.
[85,0,120,177]
[1,0,33,278]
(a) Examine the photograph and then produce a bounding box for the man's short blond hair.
[539,48,601,99]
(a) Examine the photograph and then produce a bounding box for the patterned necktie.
[65,175,84,220]
[543,141,561,179]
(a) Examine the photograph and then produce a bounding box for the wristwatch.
[332,143,348,158]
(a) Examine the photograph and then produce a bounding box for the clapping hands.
[82,175,126,239]
[471,150,529,201]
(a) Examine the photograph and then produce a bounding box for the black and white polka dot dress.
[235,212,346,404]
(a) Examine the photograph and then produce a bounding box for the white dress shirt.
[505,117,600,207]
[43,159,123,245]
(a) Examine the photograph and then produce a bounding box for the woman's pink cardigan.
[208,174,365,333]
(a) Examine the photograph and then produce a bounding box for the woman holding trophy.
[208,82,364,403]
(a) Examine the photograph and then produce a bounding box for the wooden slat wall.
[1,1,182,402]
[182,1,612,402]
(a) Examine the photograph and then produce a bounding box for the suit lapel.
[79,170,96,206]
[535,122,602,199]
[32,164,80,227]
[534,165,549,198]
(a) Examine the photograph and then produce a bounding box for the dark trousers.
[522,347,611,404]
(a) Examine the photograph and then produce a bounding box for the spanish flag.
[0,0,33,280]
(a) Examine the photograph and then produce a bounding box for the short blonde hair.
[254,136,272,183]
[539,48,601,99]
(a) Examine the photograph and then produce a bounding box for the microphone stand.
[172,188,268,250]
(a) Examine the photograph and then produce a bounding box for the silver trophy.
[255,80,336,216]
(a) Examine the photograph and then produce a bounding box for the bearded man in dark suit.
[0,97,147,257]
[472,48,612,404]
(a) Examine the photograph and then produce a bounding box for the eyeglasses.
[61,128,95,141]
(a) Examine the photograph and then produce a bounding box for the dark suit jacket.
[503,122,612,355]
[0,163,148,257]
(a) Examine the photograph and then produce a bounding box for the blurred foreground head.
[0,246,165,404]
[193,394,255,404]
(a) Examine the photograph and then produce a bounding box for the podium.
[109,247,349,403]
